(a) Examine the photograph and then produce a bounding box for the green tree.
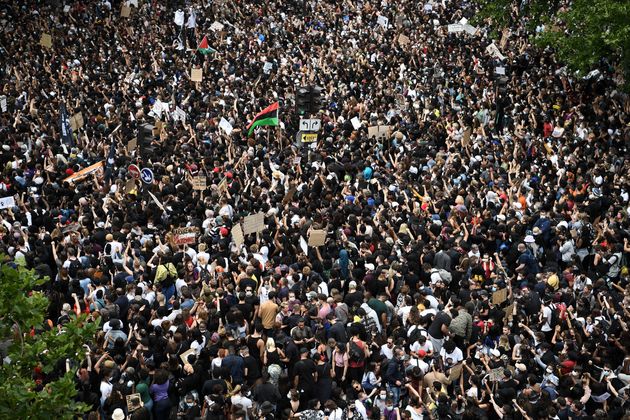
[473,0,630,90]
[0,260,97,419]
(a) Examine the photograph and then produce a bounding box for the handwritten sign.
[308,229,327,247]
[219,117,233,135]
[232,223,244,247]
[121,5,131,18]
[172,106,187,123]
[126,393,143,413]
[367,125,391,140]
[447,24,464,33]
[351,116,362,130]
[62,223,81,234]
[70,112,84,131]
[377,15,389,28]
[173,227,199,245]
[40,33,52,49]
[398,34,411,46]
[210,21,225,32]
[63,161,104,184]
[492,288,508,305]
[191,68,203,82]
[0,196,16,210]
[192,176,207,191]
[488,367,504,381]
[242,212,265,235]
[127,138,137,153]
[486,43,506,61]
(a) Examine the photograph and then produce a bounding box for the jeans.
[386,383,401,406]
[153,398,171,420]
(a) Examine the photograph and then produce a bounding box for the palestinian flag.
[247,102,279,136]
[196,35,216,55]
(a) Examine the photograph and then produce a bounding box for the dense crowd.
[1,0,630,419]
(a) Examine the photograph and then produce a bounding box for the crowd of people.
[1,0,630,419]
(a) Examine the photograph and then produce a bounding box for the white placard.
[263,62,273,74]
[63,5,70,12]
[463,24,478,35]
[486,43,506,60]
[173,106,187,123]
[448,24,464,33]
[0,95,6,113]
[219,118,233,135]
[0,196,15,210]
[210,21,225,32]
[351,117,361,130]
[377,15,389,28]
[495,67,506,75]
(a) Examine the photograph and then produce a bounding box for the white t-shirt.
[439,347,464,366]
[100,380,113,406]
[541,305,553,332]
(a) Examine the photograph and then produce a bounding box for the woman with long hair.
[150,369,172,420]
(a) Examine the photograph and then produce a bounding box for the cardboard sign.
[488,367,504,381]
[217,177,228,195]
[70,112,84,131]
[462,128,472,146]
[492,288,508,305]
[232,223,244,247]
[503,303,515,323]
[179,348,196,365]
[63,161,104,184]
[448,363,464,382]
[192,176,207,191]
[367,125,392,140]
[40,33,52,49]
[126,393,143,413]
[486,43,506,60]
[191,68,203,82]
[173,227,199,245]
[121,5,131,17]
[308,229,327,247]
[0,196,16,210]
[62,222,81,234]
[125,178,136,194]
[398,34,411,46]
[242,212,265,235]
[210,21,225,32]
[127,138,137,153]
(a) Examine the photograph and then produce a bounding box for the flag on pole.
[247,102,279,136]
[60,102,74,146]
[196,35,216,55]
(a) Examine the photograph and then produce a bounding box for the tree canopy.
[474,0,630,89]
[0,260,96,419]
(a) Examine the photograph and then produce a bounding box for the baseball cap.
[417,349,427,357]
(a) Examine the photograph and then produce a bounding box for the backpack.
[68,259,82,279]
[198,265,211,283]
[438,269,452,284]
[548,304,559,328]
[349,340,365,363]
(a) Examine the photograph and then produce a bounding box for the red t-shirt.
[348,339,366,368]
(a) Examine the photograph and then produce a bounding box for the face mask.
[246,291,252,297]
[386,406,393,410]
[379,393,386,399]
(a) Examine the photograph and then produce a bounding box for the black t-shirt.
[344,290,363,308]
[293,358,317,390]
[236,302,254,320]
[427,311,451,339]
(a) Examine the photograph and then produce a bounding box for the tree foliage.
[473,0,630,88]
[0,260,96,420]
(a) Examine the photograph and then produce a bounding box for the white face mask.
[379,393,386,399]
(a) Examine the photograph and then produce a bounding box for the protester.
[1,0,630,419]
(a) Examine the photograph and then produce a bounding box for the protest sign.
[121,5,131,18]
[463,24,478,36]
[62,223,81,234]
[125,178,136,194]
[219,117,233,135]
[495,66,506,75]
[127,138,137,153]
[492,288,508,305]
[210,21,225,32]
[40,33,52,49]
[173,106,187,123]
[232,224,244,247]
[377,15,389,28]
[191,68,203,82]
[0,196,16,210]
[217,177,228,195]
[70,112,84,131]
[63,161,104,184]
[192,176,207,191]
[489,367,504,381]
[308,229,327,247]
[0,95,7,113]
[242,212,265,235]
[126,393,143,413]
[398,34,411,46]
[174,10,184,26]
[504,303,515,323]
[448,363,464,382]
[173,227,199,245]
[447,24,464,33]
[368,125,392,140]
[486,43,506,60]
